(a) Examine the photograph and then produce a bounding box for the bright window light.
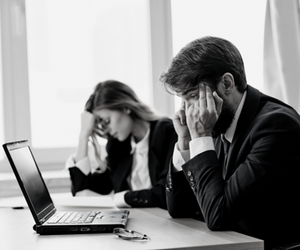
[25,0,151,148]
[171,0,267,110]
[0,16,4,160]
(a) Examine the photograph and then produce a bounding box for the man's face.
[177,83,235,137]
[211,90,235,137]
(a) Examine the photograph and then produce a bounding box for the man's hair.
[160,36,247,94]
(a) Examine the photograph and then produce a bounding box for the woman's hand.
[80,111,96,138]
[75,111,96,163]
[186,83,223,139]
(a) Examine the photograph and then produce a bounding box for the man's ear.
[221,73,235,92]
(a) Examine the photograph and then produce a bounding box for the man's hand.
[172,101,191,150]
[186,83,223,139]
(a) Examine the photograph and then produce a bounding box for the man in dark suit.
[159,36,300,250]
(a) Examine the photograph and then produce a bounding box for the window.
[1,0,267,172]
[26,0,153,148]
[0,16,4,162]
[171,0,267,110]
[0,0,173,171]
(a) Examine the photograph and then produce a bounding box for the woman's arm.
[69,167,113,195]
[69,111,113,195]
[75,111,95,162]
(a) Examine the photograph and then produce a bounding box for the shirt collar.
[130,127,150,155]
[224,91,247,143]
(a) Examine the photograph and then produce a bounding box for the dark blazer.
[166,85,300,249]
[69,118,177,209]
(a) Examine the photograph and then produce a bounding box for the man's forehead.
[175,85,200,97]
[175,82,217,97]
[176,82,215,97]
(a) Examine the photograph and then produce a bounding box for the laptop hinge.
[40,207,57,224]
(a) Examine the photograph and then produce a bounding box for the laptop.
[2,140,130,235]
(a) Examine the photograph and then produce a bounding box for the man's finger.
[213,91,223,115]
[206,86,215,111]
[179,109,187,125]
[199,83,207,107]
[180,99,185,110]
[174,108,187,126]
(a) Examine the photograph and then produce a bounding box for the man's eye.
[190,94,198,99]
[104,118,110,124]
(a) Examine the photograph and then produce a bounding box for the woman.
[66,80,177,209]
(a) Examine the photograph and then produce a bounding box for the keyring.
[113,228,151,241]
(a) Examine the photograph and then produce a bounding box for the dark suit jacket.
[166,85,300,249]
[69,118,177,209]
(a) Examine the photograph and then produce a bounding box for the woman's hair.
[160,36,247,95]
[85,80,161,166]
[86,80,160,123]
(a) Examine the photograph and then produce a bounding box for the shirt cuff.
[65,154,91,176]
[113,191,131,208]
[172,143,190,172]
[189,136,215,159]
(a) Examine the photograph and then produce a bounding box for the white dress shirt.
[113,128,152,207]
[65,141,108,176]
[173,91,247,171]
[128,128,152,190]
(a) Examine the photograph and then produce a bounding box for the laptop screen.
[10,146,52,213]
[4,141,55,222]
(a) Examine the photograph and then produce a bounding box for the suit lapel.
[214,137,225,178]
[113,120,158,190]
[108,137,133,192]
[147,121,157,184]
[112,155,133,191]
[215,137,223,160]
[223,85,262,179]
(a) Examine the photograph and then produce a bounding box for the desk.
[0,207,263,250]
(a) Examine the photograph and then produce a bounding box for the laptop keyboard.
[47,211,100,224]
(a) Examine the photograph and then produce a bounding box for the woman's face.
[93,108,133,141]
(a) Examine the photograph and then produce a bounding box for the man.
[160,36,300,250]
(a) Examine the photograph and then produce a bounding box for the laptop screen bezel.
[2,140,56,225]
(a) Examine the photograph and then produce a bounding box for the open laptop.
[2,140,130,235]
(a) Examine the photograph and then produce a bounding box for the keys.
[46,211,100,224]
[47,212,67,224]
[84,212,98,223]
[76,212,91,223]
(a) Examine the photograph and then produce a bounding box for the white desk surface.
[0,206,263,250]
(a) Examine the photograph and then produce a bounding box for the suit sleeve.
[181,111,300,231]
[166,162,201,218]
[68,167,113,196]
